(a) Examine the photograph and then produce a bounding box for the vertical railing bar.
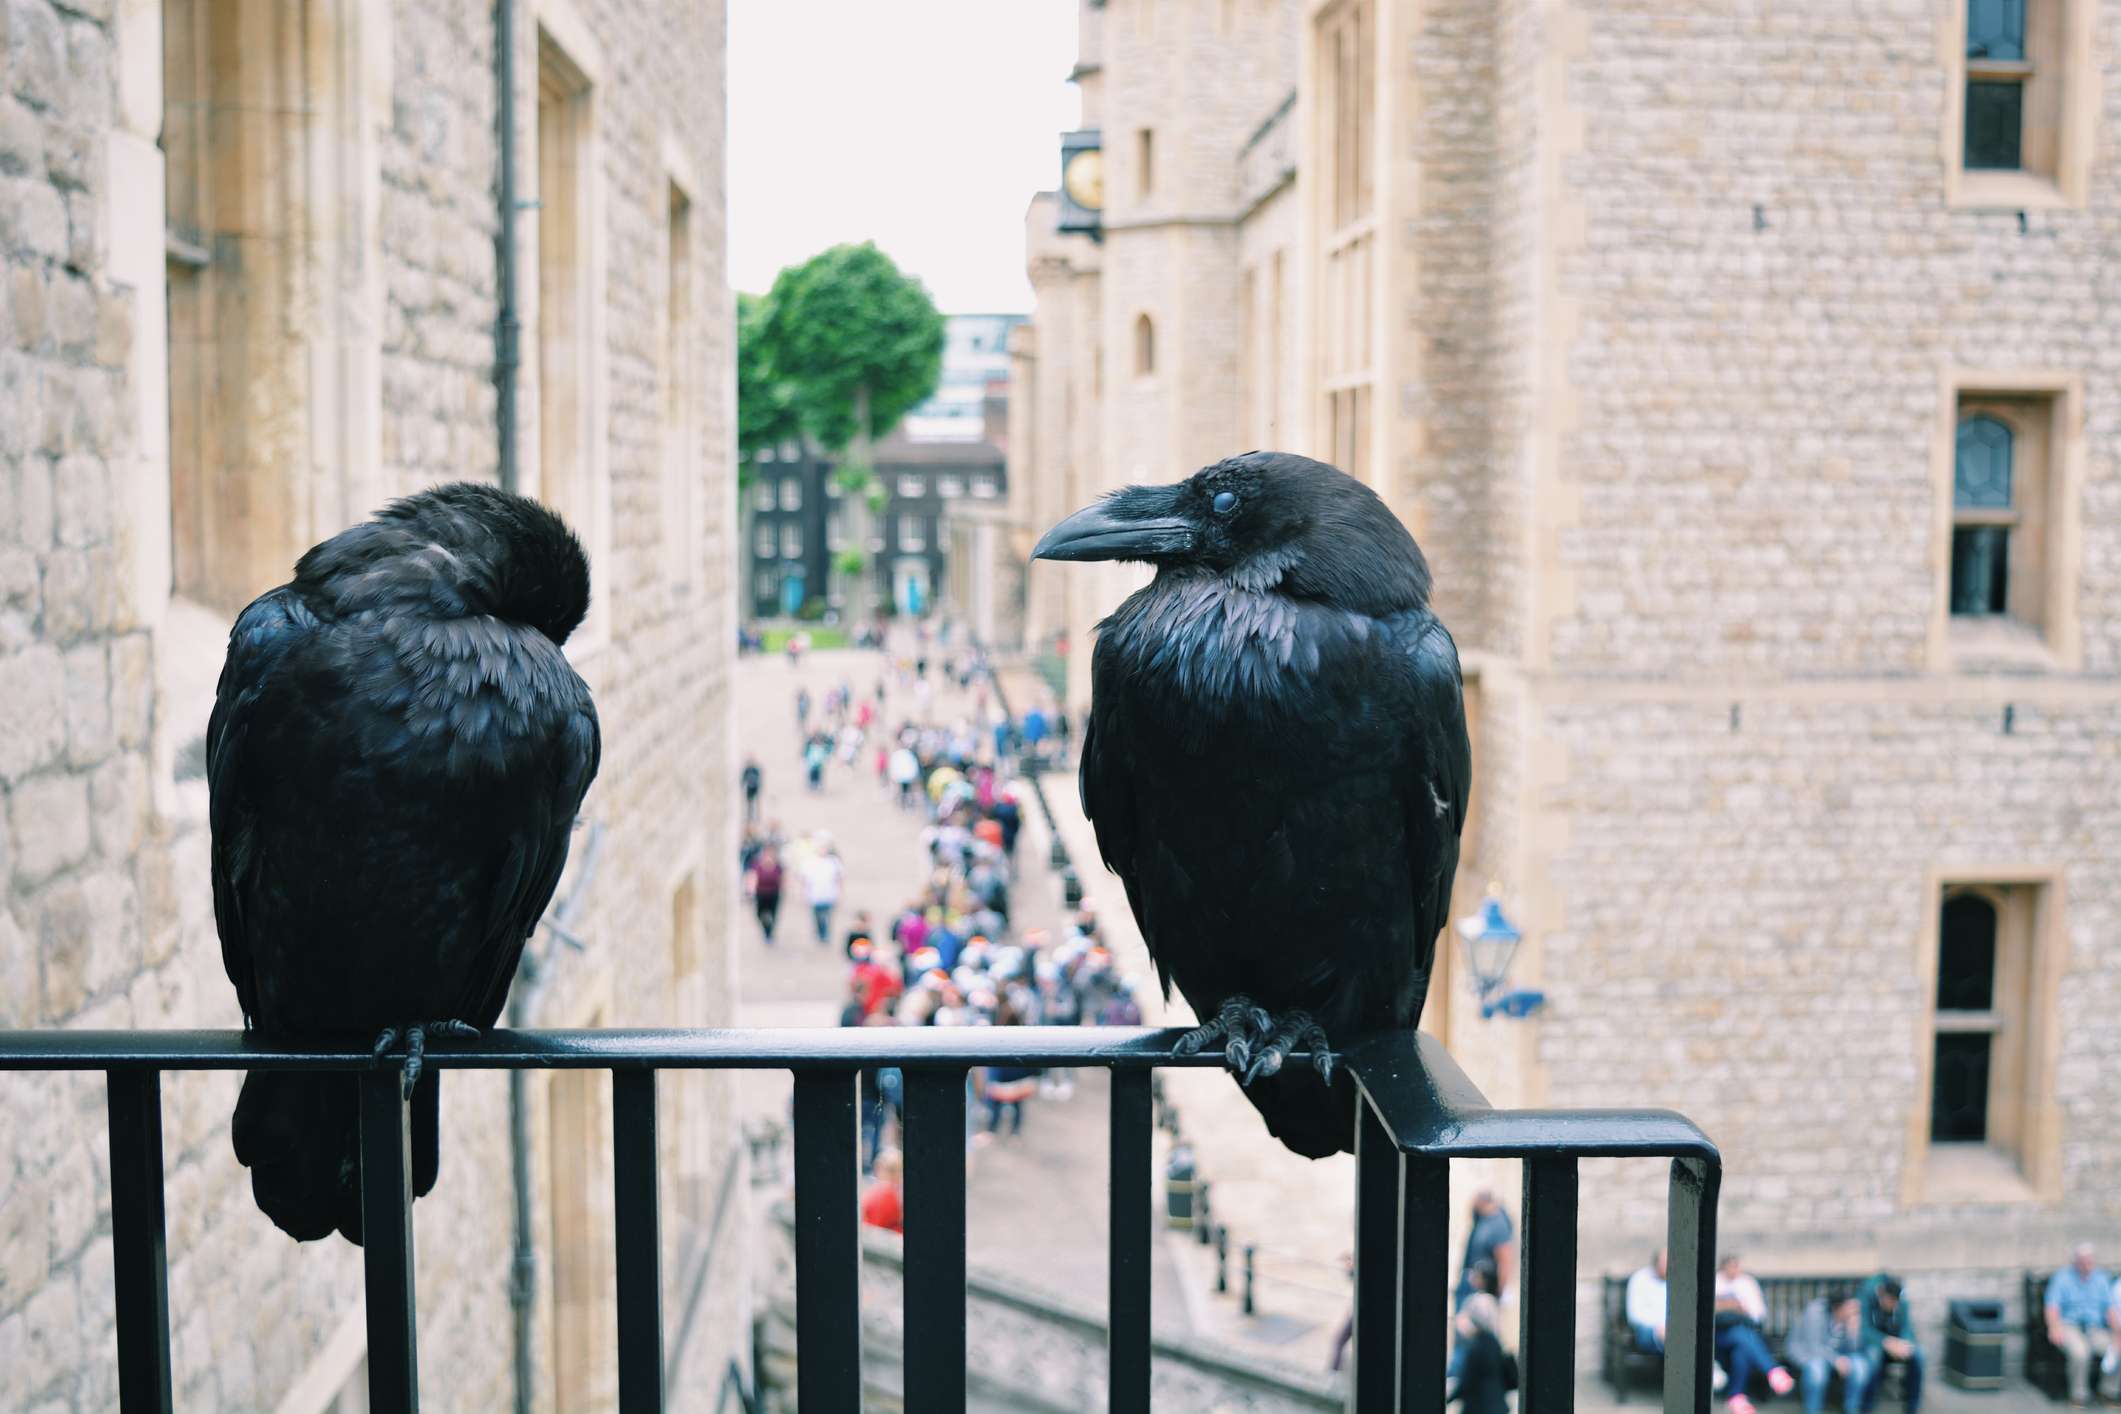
[360,1068,420,1414]
[1351,1099,1401,1414]
[612,1070,665,1414]
[107,1070,173,1414]
[1107,1068,1153,1414]
[1518,1155,1579,1412]
[903,1068,967,1410]
[1396,1153,1449,1413]
[1663,1156,1720,1414]
[792,1070,861,1413]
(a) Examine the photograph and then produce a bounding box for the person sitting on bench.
[1858,1274,1922,1412]
[1715,1254,1796,1412]
[1627,1247,1668,1352]
[2046,1244,2121,1409]
[1790,1289,1874,1414]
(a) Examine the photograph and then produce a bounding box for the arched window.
[1950,413,2015,616]
[1134,314,1155,377]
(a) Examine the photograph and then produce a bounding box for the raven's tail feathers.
[1240,1064,1359,1160]
[232,1068,442,1245]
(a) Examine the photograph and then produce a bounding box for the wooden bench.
[1601,1272,1912,1404]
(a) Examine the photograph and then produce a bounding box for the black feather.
[1068,452,1470,1158]
[209,482,600,1242]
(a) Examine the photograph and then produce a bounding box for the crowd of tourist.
[737,636,1138,1233]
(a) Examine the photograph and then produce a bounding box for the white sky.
[727,0,1081,315]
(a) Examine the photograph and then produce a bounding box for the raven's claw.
[1240,1010,1335,1086]
[1173,997,1278,1077]
[373,1020,481,1098]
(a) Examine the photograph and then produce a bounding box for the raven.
[208,482,601,1243]
[1034,451,1468,1158]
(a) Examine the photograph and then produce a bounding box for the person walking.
[890,743,921,810]
[803,733,828,792]
[740,756,762,823]
[802,840,843,946]
[1454,1189,1515,1309]
[750,844,783,944]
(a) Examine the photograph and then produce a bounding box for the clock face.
[1063,148,1104,212]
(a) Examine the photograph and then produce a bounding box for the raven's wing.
[1398,613,1471,1015]
[207,587,321,1026]
[1078,633,1168,995]
[453,698,602,1029]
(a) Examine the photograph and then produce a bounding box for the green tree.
[760,242,944,452]
[757,243,944,617]
[736,290,800,471]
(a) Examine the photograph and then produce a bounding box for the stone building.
[741,314,1016,628]
[1013,0,2121,1363]
[0,1,749,1410]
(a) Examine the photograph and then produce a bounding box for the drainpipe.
[495,10,530,1407]
[495,0,521,495]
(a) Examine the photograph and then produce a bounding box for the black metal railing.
[0,1025,1716,1413]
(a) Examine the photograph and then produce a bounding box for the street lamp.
[1456,887,1544,1020]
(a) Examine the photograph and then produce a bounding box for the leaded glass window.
[1967,0,2025,59]
[1964,83,2024,170]
[1951,415,2015,617]
[1956,416,2013,507]
[1963,0,2030,170]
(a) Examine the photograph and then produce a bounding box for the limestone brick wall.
[1540,693,2121,1282]
[1397,0,1501,655]
[0,1,745,1410]
[1549,1,2121,677]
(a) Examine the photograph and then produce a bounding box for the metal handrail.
[0,1024,1716,1414]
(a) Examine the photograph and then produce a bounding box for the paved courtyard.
[732,639,2063,1409]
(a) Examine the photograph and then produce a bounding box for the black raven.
[1033,451,1468,1158]
[208,482,601,1243]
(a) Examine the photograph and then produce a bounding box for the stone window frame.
[531,0,611,658]
[1135,126,1154,200]
[753,520,774,560]
[780,522,802,560]
[1941,0,2096,209]
[1313,0,1376,482]
[1903,870,2066,1206]
[1133,313,1155,378]
[780,476,802,512]
[898,514,926,554]
[122,0,389,821]
[662,143,701,597]
[1928,371,2082,672]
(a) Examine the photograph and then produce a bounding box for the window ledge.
[1918,1143,2039,1206]
[1948,616,2061,673]
[1950,169,2076,212]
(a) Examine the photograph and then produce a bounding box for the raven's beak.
[1032,487,1197,563]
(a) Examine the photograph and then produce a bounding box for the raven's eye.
[1211,491,1239,515]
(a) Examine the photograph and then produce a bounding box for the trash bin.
[1944,1298,2008,1389]
[1164,1142,1198,1228]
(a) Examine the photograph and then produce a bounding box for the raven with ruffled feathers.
[209,482,600,1242]
[1034,451,1468,1158]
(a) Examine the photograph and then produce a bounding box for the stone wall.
[0,1,747,1410]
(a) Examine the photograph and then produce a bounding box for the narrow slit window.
[1134,314,1155,377]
